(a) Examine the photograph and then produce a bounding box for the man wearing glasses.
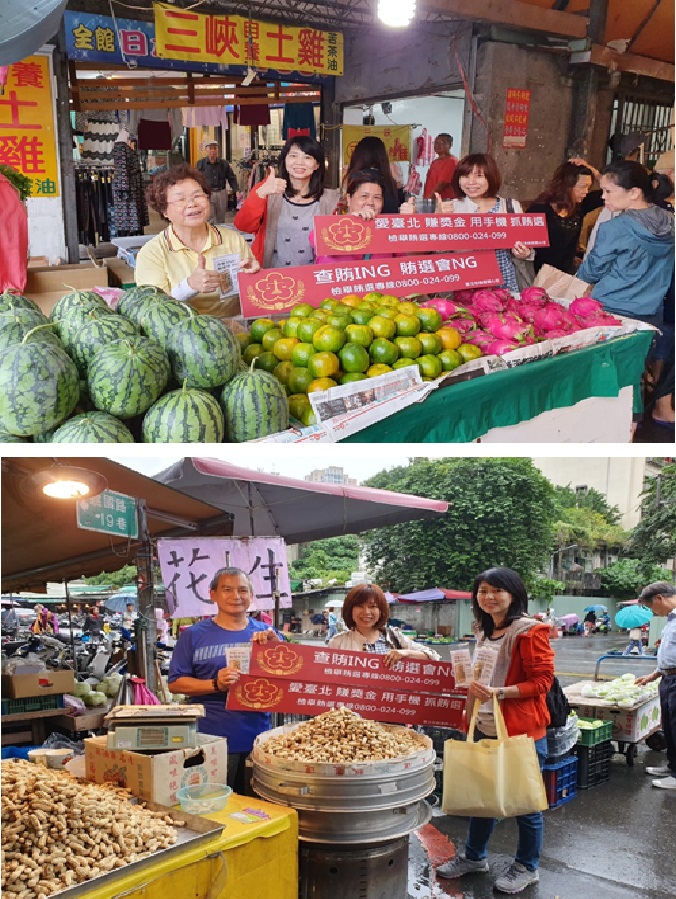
[635,581,676,790]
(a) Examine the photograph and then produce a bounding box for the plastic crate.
[546,715,580,761]
[542,755,578,809]
[577,717,613,746]
[575,741,613,789]
[1,694,64,716]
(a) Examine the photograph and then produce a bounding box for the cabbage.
[72,681,91,698]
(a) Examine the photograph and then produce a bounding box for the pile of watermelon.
[0,287,289,443]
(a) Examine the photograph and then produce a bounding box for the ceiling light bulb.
[42,479,92,499]
[377,0,416,28]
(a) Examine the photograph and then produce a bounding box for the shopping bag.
[441,694,548,818]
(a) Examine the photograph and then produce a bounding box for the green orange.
[457,343,483,362]
[272,336,300,361]
[299,405,317,426]
[296,318,324,343]
[368,315,397,340]
[273,359,294,386]
[242,343,263,365]
[439,349,463,372]
[345,323,374,347]
[255,351,280,373]
[394,336,423,359]
[326,311,353,329]
[307,377,338,393]
[392,357,418,370]
[290,342,317,367]
[340,372,368,384]
[320,298,341,311]
[288,393,312,421]
[339,342,370,373]
[312,325,346,353]
[308,351,340,379]
[350,307,374,326]
[236,332,252,351]
[288,366,315,394]
[436,326,462,350]
[378,294,400,307]
[363,292,383,304]
[417,354,443,378]
[416,306,443,332]
[369,338,400,366]
[398,301,420,316]
[366,363,393,378]
[340,294,363,308]
[282,317,302,338]
[290,303,316,318]
[374,306,398,320]
[249,318,277,343]
[261,327,283,352]
[418,332,443,355]
[395,313,421,337]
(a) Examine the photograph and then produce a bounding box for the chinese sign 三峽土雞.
[154,2,342,75]
[0,55,59,198]
[157,537,292,618]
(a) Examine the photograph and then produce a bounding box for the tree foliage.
[362,458,557,593]
[84,565,137,589]
[629,463,676,580]
[289,535,361,585]
[599,558,671,599]
[552,485,622,525]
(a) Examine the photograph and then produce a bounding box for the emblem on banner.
[233,678,284,709]
[321,218,371,252]
[257,644,304,676]
[247,271,305,311]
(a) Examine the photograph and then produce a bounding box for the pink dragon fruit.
[453,289,478,305]
[569,297,604,318]
[486,339,520,356]
[469,289,507,313]
[542,329,572,340]
[420,297,463,320]
[484,314,531,341]
[462,329,494,349]
[449,317,477,334]
[519,286,550,305]
[532,302,581,336]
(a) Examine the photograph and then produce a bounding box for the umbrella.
[103,592,137,614]
[559,613,579,625]
[583,604,607,614]
[615,606,653,629]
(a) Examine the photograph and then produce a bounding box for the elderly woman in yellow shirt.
[135,164,259,317]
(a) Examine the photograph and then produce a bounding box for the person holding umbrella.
[616,604,652,655]
[633,582,676,790]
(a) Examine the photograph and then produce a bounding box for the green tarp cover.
[343,330,653,443]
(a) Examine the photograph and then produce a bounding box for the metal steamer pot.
[250,723,435,844]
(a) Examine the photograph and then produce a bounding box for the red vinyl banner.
[225,642,465,727]
[313,211,549,257]
[227,675,466,727]
[237,250,501,316]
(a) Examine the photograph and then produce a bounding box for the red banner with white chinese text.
[237,251,501,316]
[503,88,531,150]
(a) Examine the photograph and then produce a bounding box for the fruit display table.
[76,793,298,899]
[342,330,652,443]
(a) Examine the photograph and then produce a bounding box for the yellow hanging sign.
[154,2,343,76]
[0,55,59,198]
[342,125,411,168]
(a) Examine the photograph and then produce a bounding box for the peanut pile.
[260,707,424,762]
[1,760,183,899]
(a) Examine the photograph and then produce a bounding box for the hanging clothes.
[234,104,271,127]
[112,142,148,237]
[74,166,115,245]
[0,173,28,292]
[81,116,119,164]
[137,119,172,151]
[282,104,316,140]
[181,106,229,130]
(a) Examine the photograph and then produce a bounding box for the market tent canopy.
[153,458,449,543]
[0,0,68,65]
[393,588,472,603]
[1,458,234,593]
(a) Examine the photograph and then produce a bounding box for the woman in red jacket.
[437,567,554,895]
[233,135,340,268]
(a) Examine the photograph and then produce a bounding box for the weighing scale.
[104,705,205,751]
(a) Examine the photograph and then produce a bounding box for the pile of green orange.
[238,293,483,426]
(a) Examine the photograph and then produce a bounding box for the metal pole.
[64,580,76,674]
[135,499,157,694]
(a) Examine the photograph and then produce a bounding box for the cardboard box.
[1,670,75,699]
[105,256,136,289]
[84,733,228,806]
[573,695,661,742]
[23,262,110,316]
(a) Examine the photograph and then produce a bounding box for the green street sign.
[76,490,139,538]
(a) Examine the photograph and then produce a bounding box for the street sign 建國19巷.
[76,490,139,539]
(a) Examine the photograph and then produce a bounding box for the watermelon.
[0,426,30,443]
[0,290,44,316]
[220,361,289,442]
[49,288,109,325]
[0,314,59,353]
[0,337,79,436]
[116,285,171,319]
[135,298,193,348]
[50,411,135,443]
[143,381,225,443]
[59,305,118,354]
[87,337,170,418]
[70,313,138,377]
[166,314,241,389]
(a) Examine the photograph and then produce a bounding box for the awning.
[2,458,234,593]
[153,458,448,543]
[393,587,472,603]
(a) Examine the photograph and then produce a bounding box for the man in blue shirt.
[168,567,281,794]
[635,581,676,790]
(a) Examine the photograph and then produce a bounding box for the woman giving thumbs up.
[234,135,340,269]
